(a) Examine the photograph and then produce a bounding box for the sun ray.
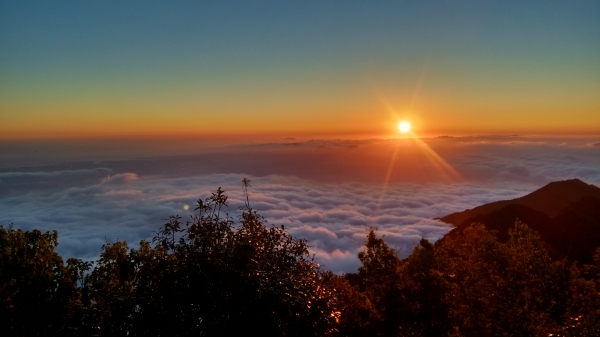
[374,60,462,212]
[376,143,402,211]
[408,136,462,181]
[409,60,429,111]
[376,129,462,212]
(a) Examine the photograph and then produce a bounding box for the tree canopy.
[0,226,89,336]
[1,185,599,336]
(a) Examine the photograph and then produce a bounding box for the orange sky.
[1,2,599,140]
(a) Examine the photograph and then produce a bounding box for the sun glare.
[399,121,411,133]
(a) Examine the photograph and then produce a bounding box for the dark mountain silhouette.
[440,179,600,225]
[439,179,600,264]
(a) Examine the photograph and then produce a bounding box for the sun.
[398,121,411,133]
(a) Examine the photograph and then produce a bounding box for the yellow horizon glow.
[1,79,599,140]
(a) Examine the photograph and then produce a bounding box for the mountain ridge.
[438,179,600,264]
[440,179,600,225]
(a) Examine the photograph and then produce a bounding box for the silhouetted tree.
[560,247,600,336]
[355,228,403,335]
[81,240,138,336]
[347,232,451,336]
[396,238,450,336]
[83,185,338,336]
[437,221,571,336]
[0,225,89,337]
[325,271,376,337]
[340,221,581,336]
[3,189,599,337]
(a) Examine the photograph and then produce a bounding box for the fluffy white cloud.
[1,136,599,274]
[0,172,532,274]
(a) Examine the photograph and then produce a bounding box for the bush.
[82,186,338,336]
[2,185,599,336]
[0,226,89,337]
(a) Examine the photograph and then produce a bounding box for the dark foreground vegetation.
[1,186,599,336]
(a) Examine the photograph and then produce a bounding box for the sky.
[1,1,599,139]
[1,2,599,274]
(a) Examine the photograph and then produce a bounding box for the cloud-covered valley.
[1,136,599,273]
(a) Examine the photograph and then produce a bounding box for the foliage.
[324,271,375,337]
[396,238,450,336]
[342,222,578,337]
[82,186,337,336]
[356,227,402,335]
[437,221,571,336]
[0,225,90,337]
[559,247,600,336]
[2,187,599,336]
[341,231,450,336]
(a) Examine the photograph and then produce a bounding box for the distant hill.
[440,179,600,226]
[439,179,600,264]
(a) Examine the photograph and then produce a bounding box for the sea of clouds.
[1,136,599,274]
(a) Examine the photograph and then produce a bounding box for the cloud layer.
[1,136,599,274]
[1,172,532,273]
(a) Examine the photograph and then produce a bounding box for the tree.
[344,221,576,336]
[396,238,450,336]
[438,221,571,336]
[560,247,600,336]
[83,185,338,336]
[324,272,375,337]
[81,240,139,336]
[349,233,451,336]
[0,225,89,337]
[355,228,403,336]
[4,187,598,336]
